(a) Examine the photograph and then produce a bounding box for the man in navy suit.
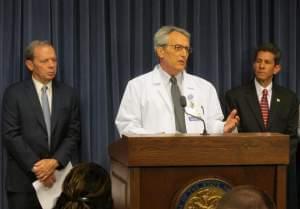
[225,43,298,209]
[2,40,81,209]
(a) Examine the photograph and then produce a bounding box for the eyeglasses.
[162,44,192,54]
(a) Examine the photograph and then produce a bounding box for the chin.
[47,76,56,81]
[176,66,185,71]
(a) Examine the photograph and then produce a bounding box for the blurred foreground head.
[53,162,112,209]
[216,185,276,209]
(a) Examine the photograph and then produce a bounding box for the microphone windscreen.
[180,96,187,108]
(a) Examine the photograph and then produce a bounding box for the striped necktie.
[260,89,269,128]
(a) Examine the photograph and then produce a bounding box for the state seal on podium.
[173,178,232,209]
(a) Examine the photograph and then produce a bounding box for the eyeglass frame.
[161,44,192,54]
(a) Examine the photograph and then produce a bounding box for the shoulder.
[126,70,154,89]
[225,83,253,96]
[3,80,31,97]
[5,80,30,90]
[273,84,298,101]
[52,81,79,105]
[53,81,76,94]
[184,72,217,91]
[274,84,296,95]
[130,70,153,82]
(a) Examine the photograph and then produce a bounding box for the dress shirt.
[32,77,53,112]
[255,78,272,107]
[158,65,184,101]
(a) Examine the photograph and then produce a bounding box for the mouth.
[178,60,186,65]
[47,72,56,76]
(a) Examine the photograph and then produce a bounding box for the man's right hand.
[32,158,59,181]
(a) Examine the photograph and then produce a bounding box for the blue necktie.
[41,86,51,149]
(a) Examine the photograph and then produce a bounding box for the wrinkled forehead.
[32,45,56,58]
[167,31,190,45]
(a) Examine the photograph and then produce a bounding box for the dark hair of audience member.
[53,162,112,209]
[216,185,276,209]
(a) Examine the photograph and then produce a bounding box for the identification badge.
[188,116,200,121]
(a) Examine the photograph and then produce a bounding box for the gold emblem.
[184,187,226,209]
[174,178,232,209]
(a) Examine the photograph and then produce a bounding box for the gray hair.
[25,40,54,60]
[153,25,191,50]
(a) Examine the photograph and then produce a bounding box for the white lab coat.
[115,65,225,135]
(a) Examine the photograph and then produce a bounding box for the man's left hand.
[40,174,56,188]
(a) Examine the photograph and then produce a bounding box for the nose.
[48,59,57,68]
[258,62,265,69]
[180,48,189,58]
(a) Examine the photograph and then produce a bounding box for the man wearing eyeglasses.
[115,25,239,135]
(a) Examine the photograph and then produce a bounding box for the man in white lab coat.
[115,25,239,135]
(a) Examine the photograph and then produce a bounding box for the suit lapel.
[51,81,59,134]
[268,84,281,130]
[24,80,48,133]
[245,84,265,130]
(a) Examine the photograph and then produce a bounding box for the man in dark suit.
[2,40,81,209]
[224,43,298,209]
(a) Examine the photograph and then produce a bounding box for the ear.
[156,47,165,59]
[273,64,281,75]
[25,60,34,72]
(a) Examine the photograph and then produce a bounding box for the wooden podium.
[109,133,289,209]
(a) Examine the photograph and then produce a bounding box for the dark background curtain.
[0,0,299,208]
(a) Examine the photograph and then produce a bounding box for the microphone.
[180,96,208,135]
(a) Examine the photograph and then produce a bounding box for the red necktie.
[260,89,269,128]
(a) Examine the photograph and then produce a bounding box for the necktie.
[170,76,186,133]
[41,86,51,149]
[260,89,269,128]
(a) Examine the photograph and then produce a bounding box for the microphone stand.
[180,96,208,135]
[183,110,208,135]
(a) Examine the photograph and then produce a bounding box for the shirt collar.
[254,78,272,97]
[157,64,184,86]
[32,76,52,92]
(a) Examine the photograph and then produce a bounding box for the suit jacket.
[2,80,80,192]
[224,81,298,151]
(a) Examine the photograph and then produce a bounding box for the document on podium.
[33,162,73,209]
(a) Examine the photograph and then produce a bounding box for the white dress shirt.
[32,77,53,112]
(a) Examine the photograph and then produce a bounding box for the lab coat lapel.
[182,72,194,96]
[151,67,173,113]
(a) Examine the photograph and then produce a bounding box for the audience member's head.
[53,162,112,209]
[216,185,276,209]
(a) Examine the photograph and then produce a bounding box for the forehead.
[167,31,189,45]
[33,45,56,57]
[256,51,275,61]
